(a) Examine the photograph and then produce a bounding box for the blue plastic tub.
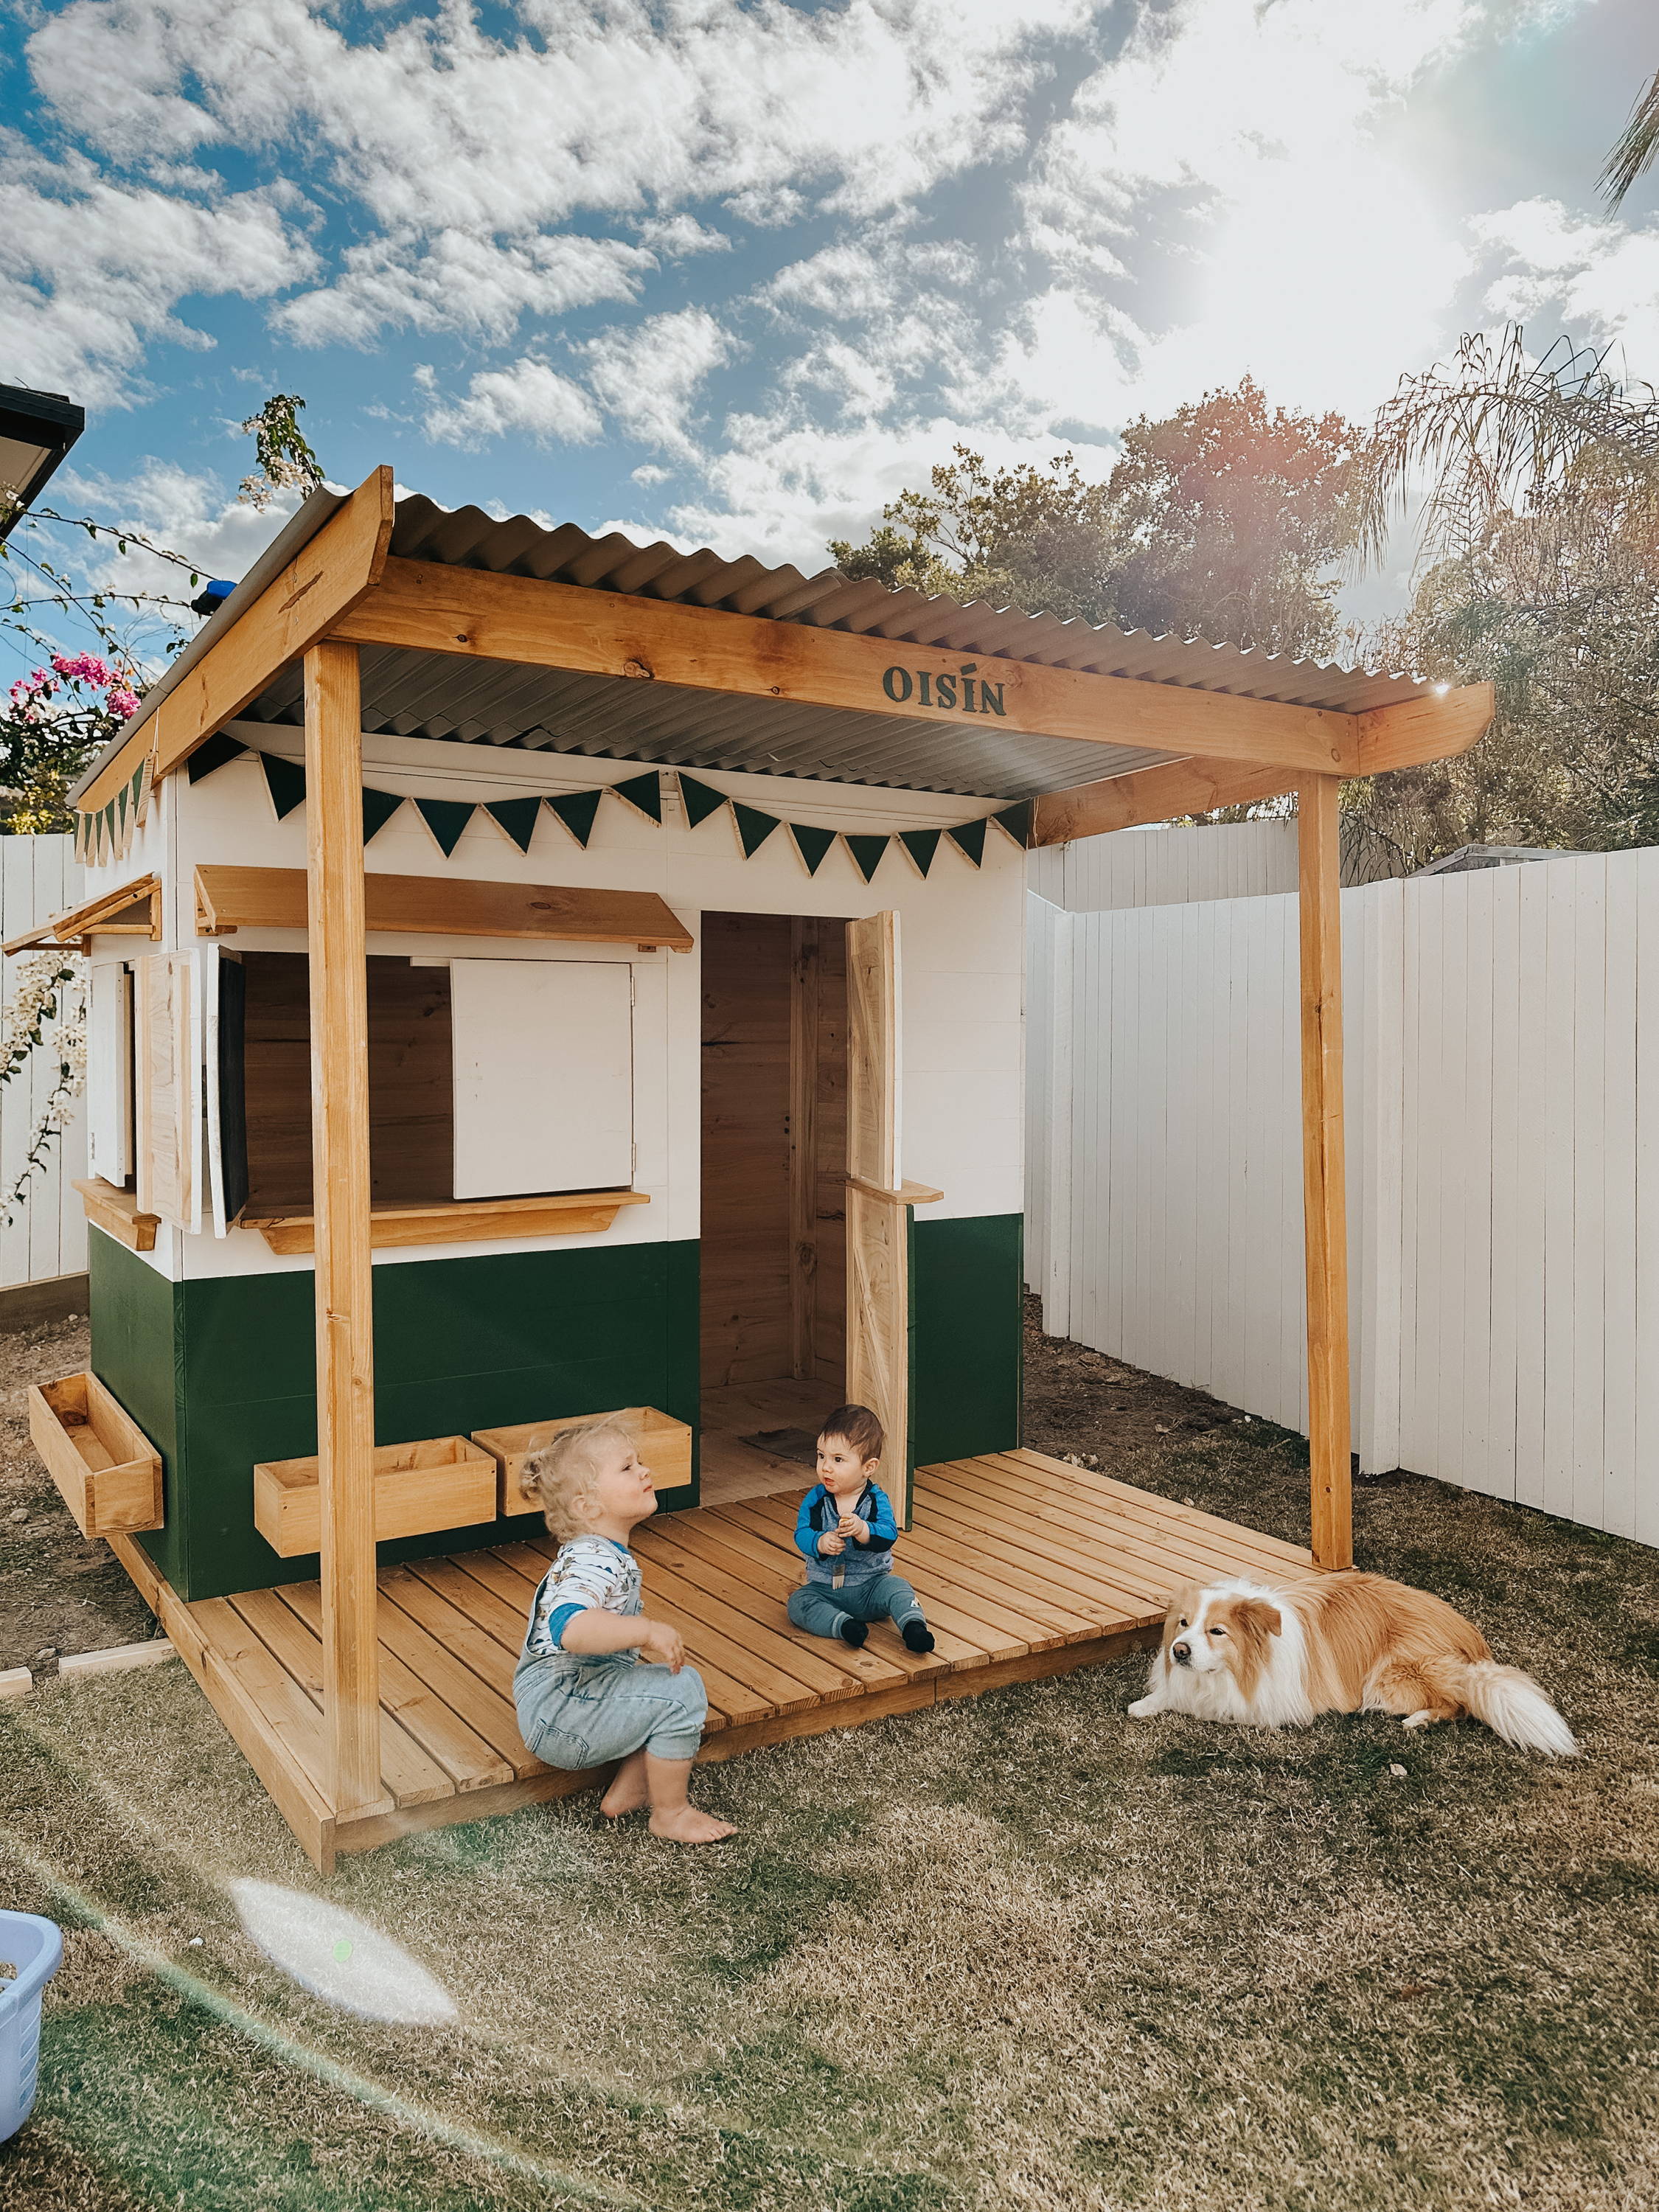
[0,1911,62,2142]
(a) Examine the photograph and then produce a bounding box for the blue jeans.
[787,1573,925,1639]
[513,1651,708,1770]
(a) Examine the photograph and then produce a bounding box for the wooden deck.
[109,1448,1316,1870]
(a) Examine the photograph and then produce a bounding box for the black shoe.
[838,1618,869,1648]
[902,1619,935,1653]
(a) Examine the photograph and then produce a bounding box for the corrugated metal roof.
[237,647,1176,799]
[78,484,1438,806]
[384,495,1430,713]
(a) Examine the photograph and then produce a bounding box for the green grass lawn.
[3,1373,1658,2211]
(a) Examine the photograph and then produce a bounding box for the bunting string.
[77,741,1030,877]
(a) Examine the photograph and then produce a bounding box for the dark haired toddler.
[787,1403,934,1653]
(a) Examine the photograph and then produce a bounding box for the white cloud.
[422,358,602,447]
[584,307,736,459]
[635,213,731,257]
[1011,0,1495,422]
[0,131,313,403]
[27,0,1091,235]
[1473,198,1659,370]
[274,229,653,347]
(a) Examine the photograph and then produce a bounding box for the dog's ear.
[1237,1597,1282,1639]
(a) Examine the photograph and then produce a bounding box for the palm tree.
[1603,67,1659,210]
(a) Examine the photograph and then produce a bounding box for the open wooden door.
[845,911,914,1520]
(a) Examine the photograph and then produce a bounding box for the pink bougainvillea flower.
[108,687,140,718]
[51,652,111,686]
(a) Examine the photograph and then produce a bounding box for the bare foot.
[597,1770,650,1805]
[648,1804,737,1843]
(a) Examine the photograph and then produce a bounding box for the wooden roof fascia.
[329,556,1360,779]
[1028,681,1495,848]
[1,872,162,955]
[75,467,395,815]
[193,864,695,950]
[1352,681,1494,775]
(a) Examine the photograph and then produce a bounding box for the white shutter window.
[87,963,133,1185]
[450,959,634,1200]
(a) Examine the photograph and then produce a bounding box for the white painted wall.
[0,835,88,1290]
[1028,852,1659,1546]
[81,731,1027,1283]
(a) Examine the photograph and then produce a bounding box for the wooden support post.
[305,641,386,1820]
[1298,776,1354,1569]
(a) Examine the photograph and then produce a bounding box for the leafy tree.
[830,378,1369,659]
[1603,63,1659,209]
[1349,327,1659,866]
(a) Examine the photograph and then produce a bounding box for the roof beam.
[1032,756,1300,845]
[332,557,1361,778]
[1029,681,1494,848]
[76,468,395,815]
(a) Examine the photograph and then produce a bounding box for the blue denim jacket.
[793,1480,900,1585]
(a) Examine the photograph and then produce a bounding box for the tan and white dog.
[1127,1569,1576,1754]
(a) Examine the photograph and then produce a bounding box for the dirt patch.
[0,1318,159,1674]
[1020,1291,1253,1462]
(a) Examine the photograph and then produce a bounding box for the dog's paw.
[1127,1696,1161,1719]
[1401,1710,1434,1730]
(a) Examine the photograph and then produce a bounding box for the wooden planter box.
[254,1435,497,1559]
[473,1407,693,1517]
[29,1371,163,1539]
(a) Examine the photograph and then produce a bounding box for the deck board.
[128,1448,1315,1870]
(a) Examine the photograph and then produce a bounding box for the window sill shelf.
[240,1189,650,1255]
[74,1179,161,1253]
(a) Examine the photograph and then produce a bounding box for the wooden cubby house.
[21,468,1491,1868]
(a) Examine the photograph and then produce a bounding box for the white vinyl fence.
[0,836,88,1290]
[1028,819,1301,911]
[1027,847,1659,1547]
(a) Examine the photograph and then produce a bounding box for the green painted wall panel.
[87,1233,185,1590]
[90,1236,701,1603]
[910,1212,1023,1468]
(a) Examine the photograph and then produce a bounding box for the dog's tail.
[1450,1659,1578,1756]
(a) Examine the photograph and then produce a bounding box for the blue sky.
[4,0,1658,667]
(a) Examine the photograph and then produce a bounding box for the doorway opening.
[699,911,848,1503]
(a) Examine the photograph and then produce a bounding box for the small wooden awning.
[192,865,693,950]
[2,872,161,956]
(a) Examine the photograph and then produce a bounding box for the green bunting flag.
[733,802,781,858]
[789,822,837,875]
[946,818,987,867]
[171,735,1010,879]
[484,796,540,852]
[187,731,247,782]
[261,754,306,821]
[899,827,942,877]
[363,789,403,844]
[613,771,663,822]
[844,833,889,883]
[992,800,1033,847]
[547,787,604,848]
[677,773,729,829]
[414,795,474,856]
